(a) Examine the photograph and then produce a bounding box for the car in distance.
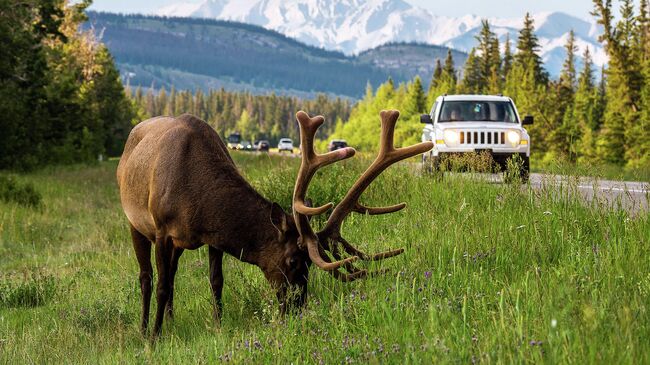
[238,140,253,151]
[257,140,270,152]
[327,139,348,152]
[226,132,241,150]
[278,138,294,153]
[420,95,532,179]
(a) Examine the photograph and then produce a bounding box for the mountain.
[87,12,467,98]
[156,0,607,75]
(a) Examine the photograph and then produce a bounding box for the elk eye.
[288,257,297,267]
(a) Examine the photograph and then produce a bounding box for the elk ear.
[270,202,289,237]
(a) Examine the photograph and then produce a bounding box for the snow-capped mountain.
[156,0,607,76]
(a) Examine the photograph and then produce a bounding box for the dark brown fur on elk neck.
[117,114,309,337]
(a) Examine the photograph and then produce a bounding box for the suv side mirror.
[420,114,433,124]
[522,115,534,125]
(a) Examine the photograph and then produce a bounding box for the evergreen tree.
[487,36,502,94]
[476,20,498,92]
[404,76,427,117]
[428,59,443,94]
[460,49,482,94]
[514,13,549,85]
[549,31,580,160]
[442,49,457,84]
[427,50,457,106]
[573,48,601,163]
[502,33,513,80]
[593,0,640,165]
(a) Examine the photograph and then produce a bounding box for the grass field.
[1,152,649,364]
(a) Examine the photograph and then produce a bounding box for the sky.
[89,0,600,20]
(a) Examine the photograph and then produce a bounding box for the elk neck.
[198,172,285,267]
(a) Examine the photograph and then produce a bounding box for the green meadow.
[1,153,648,364]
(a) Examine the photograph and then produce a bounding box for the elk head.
[291,110,433,282]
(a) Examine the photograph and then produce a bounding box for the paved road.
[473,172,648,214]
[528,173,649,214]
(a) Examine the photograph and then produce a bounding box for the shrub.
[0,273,56,308]
[74,299,134,333]
[503,154,524,185]
[0,176,42,208]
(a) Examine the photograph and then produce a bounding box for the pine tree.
[404,76,427,118]
[442,49,457,84]
[428,59,443,94]
[514,13,549,85]
[549,31,580,160]
[559,30,577,96]
[485,33,502,94]
[574,48,600,163]
[427,50,457,106]
[592,0,641,165]
[476,20,497,92]
[460,49,482,94]
[502,33,513,80]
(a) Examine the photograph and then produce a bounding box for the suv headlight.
[506,130,521,146]
[443,130,459,145]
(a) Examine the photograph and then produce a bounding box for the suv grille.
[459,131,506,146]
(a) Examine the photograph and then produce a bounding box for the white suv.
[277,138,294,153]
[421,95,532,178]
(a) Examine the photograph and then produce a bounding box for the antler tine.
[324,244,392,282]
[337,236,404,261]
[293,111,358,272]
[294,111,356,216]
[318,110,433,262]
[353,202,406,215]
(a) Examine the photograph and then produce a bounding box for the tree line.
[127,87,352,144]
[333,1,649,169]
[0,0,135,170]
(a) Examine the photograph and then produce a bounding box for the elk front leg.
[166,247,184,319]
[153,234,173,337]
[130,225,153,336]
[208,246,224,322]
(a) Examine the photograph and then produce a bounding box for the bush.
[0,273,56,308]
[0,176,42,208]
[74,299,134,333]
[503,154,524,184]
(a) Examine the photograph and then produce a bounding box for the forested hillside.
[86,12,465,98]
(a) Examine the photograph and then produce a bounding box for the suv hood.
[437,122,522,130]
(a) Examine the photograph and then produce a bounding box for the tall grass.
[0,154,648,363]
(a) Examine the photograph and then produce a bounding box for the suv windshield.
[439,101,518,123]
[227,133,241,144]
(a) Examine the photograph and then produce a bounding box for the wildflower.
[551,319,557,328]
[424,271,432,279]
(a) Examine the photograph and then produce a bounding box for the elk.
[116,110,433,337]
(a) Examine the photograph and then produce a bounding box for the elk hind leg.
[166,247,184,319]
[130,225,153,336]
[152,234,173,337]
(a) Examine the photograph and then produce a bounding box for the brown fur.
[117,114,309,337]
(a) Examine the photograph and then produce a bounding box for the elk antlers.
[293,110,434,281]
